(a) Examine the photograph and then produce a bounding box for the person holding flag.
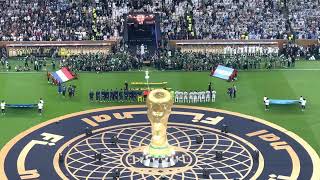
[301,98,307,111]
[38,101,44,115]
[1,100,5,115]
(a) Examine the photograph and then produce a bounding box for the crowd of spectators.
[163,0,289,40]
[0,0,319,41]
[0,0,123,41]
[59,52,143,72]
[152,49,293,71]
[288,0,320,39]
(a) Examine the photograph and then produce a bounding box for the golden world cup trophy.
[141,89,178,168]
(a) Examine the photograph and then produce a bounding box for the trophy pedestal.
[141,154,178,168]
[141,145,178,168]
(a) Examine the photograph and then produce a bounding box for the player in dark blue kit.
[96,89,101,102]
[101,89,105,102]
[109,89,114,102]
[89,90,94,102]
[119,89,124,102]
[128,89,134,102]
[114,88,119,102]
[124,89,128,102]
[105,89,110,102]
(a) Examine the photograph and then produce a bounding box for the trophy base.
[141,145,178,168]
[140,154,178,168]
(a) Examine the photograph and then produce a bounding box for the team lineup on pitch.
[0,105,319,180]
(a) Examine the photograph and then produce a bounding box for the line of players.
[173,90,216,103]
[89,89,144,102]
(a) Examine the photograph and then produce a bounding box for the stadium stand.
[0,0,318,41]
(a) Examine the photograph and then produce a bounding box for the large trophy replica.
[141,89,178,168]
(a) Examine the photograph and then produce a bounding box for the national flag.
[50,67,75,83]
[211,65,236,81]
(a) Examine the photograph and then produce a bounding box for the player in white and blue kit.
[189,91,193,103]
[201,91,206,102]
[184,91,188,103]
[206,90,211,102]
[211,90,216,102]
[175,91,179,103]
[194,91,199,103]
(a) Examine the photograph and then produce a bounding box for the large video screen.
[127,14,156,42]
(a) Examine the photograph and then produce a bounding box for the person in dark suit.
[233,84,237,98]
[124,81,129,91]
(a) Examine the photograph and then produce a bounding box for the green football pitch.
[0,60,320,156]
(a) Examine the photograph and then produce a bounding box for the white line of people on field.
[173,90,216,103]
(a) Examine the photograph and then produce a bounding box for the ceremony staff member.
[208,82,212,92]
[58,82,62,94]
[228,87,233,99]
[263,96,267,103]
[265,98,270,111]
[233,85,237,98]
[39,98,44,104]
[62,85,66,98]
[1,100,5,115]
[124,81,128,91]
[68,85,73,98]
[71,85,76,97]
[299,96,304,102]
[38,101,44,115]
[301,98,307,111]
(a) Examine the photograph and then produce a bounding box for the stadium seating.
[0,0,318,41]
